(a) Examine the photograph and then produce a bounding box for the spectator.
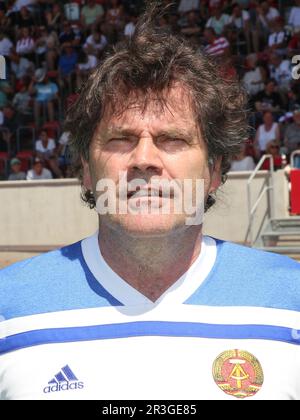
[288,0,300,31]
[8,157,26,180]
[257,1,279,24]
[0,4,12,35]
[83,29,108,58]
[106,0,125,31]
[0,32,14,58]
[35,129,63,178]
[180,11,202,38]
[284,108,300,158]
[124,13,137,38]
[12,0,36,13]
[43,28,60,71]
[269,53,292,94]
[45,3,63,32]
[57,131,71,176]
[230,143,256,171]
[80,0,104,30]
[58,43,78,94]
[16,27,35,60]
[254,110,280,156]
[267,17,287,56]
[76,49,98,90]
[12,76,33,125]
[35,25,50,67]
[9,50,34,81]
[261,140,283,170]
[26,157,53,180]
[178,0,200,15]
[1,104,18,140]
[206,5,230,36]
[287,26,300,56]
[29,68,58,126]
[0,80,13,108]
[15,5,34,28]
[253,1,280,52]
[203,27,230,57]
[253,79,283,114]
[227,3,251,54]
[242,53,265,96]
[58,21,77,46]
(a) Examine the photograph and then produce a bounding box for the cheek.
[90,151,128,183]
[164,152,209,180]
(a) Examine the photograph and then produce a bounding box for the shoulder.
[187,238,300,310]
[209,240,300,310]
[0,238,120,320]
[0,242,82,287]
[216,240,299,269]
[43,168,52,177]
[0,241,86,319]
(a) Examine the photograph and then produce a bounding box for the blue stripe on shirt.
[1,321,299,355]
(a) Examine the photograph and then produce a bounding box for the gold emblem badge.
[212,349,264,399]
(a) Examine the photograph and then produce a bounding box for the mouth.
[127,188,166,200]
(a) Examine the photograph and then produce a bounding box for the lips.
[127,187,173,199]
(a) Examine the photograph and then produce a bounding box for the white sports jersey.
[1,232,300,400]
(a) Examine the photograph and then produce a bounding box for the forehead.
[98,84,198,134]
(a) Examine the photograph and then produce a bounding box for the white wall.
[0,171,289,249]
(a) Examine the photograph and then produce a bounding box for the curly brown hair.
[64,1,248,210]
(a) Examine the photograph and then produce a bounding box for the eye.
[104,137,136,152]
[109,137,129,142]
[156,136,189,151]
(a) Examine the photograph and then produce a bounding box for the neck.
[98,222,203,302]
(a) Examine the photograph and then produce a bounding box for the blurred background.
[1,0,300,266]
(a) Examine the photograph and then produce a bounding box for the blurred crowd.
[0,0,300,180]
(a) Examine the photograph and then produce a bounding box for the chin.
[109,214,186,237]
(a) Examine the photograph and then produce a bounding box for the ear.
[209,156,222,194]
[81,157,93,191]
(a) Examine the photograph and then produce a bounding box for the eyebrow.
[104,126,195,139]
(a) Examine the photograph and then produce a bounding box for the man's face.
[34,162,43,175]
[233,6,241,17]
[40,131,48,142]
[266,82,275,93]
[11,163,21,173]
[83,84,221,237]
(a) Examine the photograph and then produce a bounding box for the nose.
[128,136,163,175]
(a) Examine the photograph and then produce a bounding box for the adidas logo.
[43,365,84,394]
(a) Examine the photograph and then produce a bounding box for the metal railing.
[290,149,300,168]
[245,154,275,246]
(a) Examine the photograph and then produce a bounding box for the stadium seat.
[16,151,34,172]
[0,152,9,178]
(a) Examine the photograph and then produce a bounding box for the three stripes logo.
[43,365,84,394]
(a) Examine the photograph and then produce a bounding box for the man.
[288,0,300,30]
[26,157,53,180]
[8,157,26,180]
[203,27,230,57]
[1,2,300,401]
[80,0,104,30]
[253,79,283,114]
[29,68,59,127]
